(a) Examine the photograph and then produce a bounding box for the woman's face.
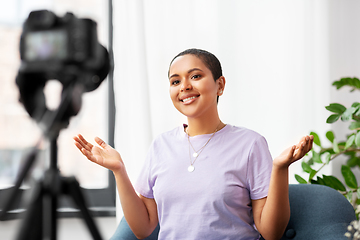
[168,54,224,119]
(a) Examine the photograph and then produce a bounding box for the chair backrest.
[109,217,159,240]
[111,184,356,240]
[278,184,356,240]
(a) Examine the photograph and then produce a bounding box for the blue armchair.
[110,184,356,240]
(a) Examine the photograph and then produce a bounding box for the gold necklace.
[186,122,222,172]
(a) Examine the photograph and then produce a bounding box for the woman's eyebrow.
[169,73,179,79]
[188,68,204,74]
[169,68,204,79]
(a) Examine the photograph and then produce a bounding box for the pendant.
[188,165,195,172]
[192,152,198,158]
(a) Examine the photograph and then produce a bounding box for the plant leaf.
[315,176,325,185]
[333,139,340,153]
[326,114,340,123]
[357,187,360,200]
[341,165,358,189]
[310,132,321,147]
[352,102,360,108]
[345,134,355,149]
[341,107,356,121]
[353,102,360,116]
[350,122,360,130]
[355,131,360,147]
[345,191,353,202]
[295,174,307,184]
[301,161,313,173]
[309,169,317,180]
[325,103,346,114]
[310,179,320,185]
[347,156,360,168]
[312,150,322,163]
[323,152,331,164]
[353,77,360,89]
[332,77,360,90]
[326,131,335,143]
[322,175,346,191]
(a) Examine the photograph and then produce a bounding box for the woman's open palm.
[74,134,123,172]
[274,135,314,169]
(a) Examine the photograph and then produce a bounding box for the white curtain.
[113,0,360,219]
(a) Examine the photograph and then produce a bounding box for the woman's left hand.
[273,135,314,169]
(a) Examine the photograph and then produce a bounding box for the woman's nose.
[180,79,192,92]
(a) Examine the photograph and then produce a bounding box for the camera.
[21,10,92,63]
[18,10,110,91]
[1,10,111,238]
[20,10,105,69]
[16,10,110,135]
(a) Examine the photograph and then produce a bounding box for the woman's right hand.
[73,134,124,172]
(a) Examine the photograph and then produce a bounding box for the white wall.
[327,1,360,180]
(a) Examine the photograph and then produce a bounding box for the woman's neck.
[186,117,225,136]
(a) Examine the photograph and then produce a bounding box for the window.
[0,0,115,219]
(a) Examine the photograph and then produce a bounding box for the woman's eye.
[171,80,180,85]
[191,74,201,79]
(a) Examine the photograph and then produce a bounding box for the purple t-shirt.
[135,124,273,240]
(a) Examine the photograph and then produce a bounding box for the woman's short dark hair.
[169,48,223,82]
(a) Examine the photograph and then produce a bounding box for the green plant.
[295,77,360,209]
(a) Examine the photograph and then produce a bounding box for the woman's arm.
[252,135,313,240]
[73,134,158,239]
[113,167,159,239]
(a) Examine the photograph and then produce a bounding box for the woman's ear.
[217,76,226,96]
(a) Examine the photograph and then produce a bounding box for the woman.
[74,48,313,240]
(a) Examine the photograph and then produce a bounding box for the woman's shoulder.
[152,125,184,143]
[224,124,265,139]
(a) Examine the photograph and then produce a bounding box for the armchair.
[110,184,356,240]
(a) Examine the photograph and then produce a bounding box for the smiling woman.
[75,48,313,240]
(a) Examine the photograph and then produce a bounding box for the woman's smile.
[180,94,200,104]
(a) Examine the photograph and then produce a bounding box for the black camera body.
[20,10,95,62]
[16,10,110,135]
[20,10,97,66]
[19,10,109,87]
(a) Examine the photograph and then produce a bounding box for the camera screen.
[24,30,67,61]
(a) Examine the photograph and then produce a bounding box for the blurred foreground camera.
[16,10,110,136]
[0,10,110,240]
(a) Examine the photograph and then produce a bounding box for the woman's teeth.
[183,96,197,102]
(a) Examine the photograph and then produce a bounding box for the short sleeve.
[247,136,273,200]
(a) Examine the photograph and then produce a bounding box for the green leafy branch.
[295,77,360,208]
[333,77,360,92]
